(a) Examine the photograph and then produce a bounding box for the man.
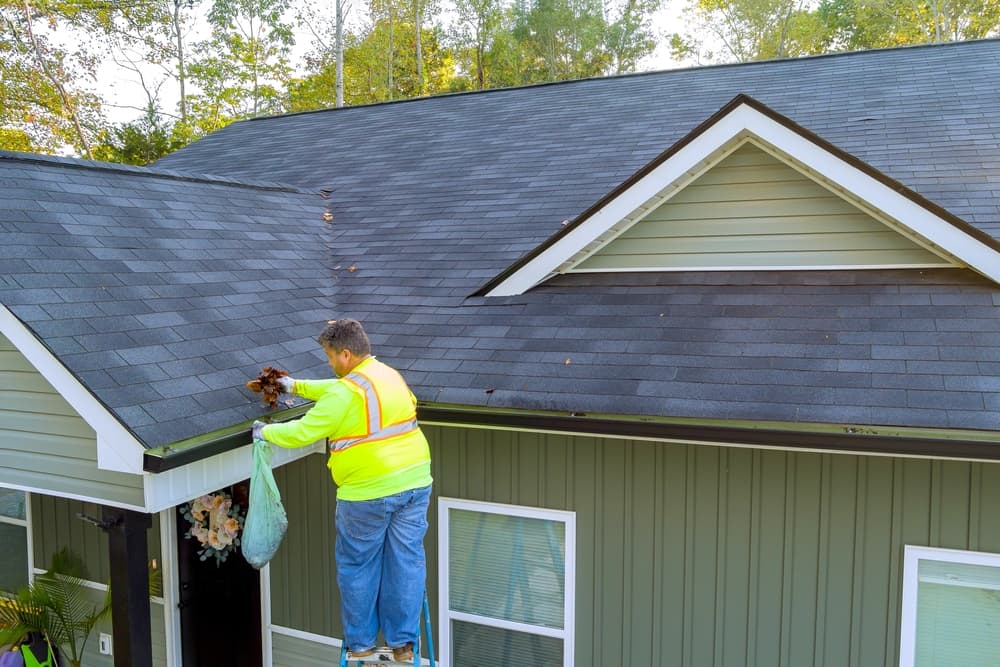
[252,319,432,662]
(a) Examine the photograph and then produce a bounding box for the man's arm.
[261,390,351,448]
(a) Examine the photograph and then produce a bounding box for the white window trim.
[438,497,576,667]
[899,544,1000,667]
[0,489,33,590]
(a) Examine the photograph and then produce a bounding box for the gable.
[569,142,951,272]
[482,95,1000,297]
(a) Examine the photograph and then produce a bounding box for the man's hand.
[278,376,295,394]
[252,420,267,442]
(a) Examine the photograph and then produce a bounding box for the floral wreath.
[180,491,244,566]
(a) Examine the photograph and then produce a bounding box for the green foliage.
[0,0,105,155]
[91,105,195,165]
[817,0,1000,49]
[186,0,294,130]
[0,548,111,667]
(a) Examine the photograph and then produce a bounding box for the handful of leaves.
[246,366,289,408]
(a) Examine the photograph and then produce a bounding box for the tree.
[289,20,455,107]
[450,0,513,88]
[0,0,105,155]
[817,0,1000,49]
[187,0,294,132]
[671,0,830,63]
[92,104,193,165]
[604,0,663,73]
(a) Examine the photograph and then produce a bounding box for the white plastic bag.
[242,439,289,569]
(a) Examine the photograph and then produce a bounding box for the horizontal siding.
[0,335,143,506]
[420,424,1000,667]
[573,142,948,271]
[271,632,340,667]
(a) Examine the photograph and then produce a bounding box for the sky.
[97,2,688,125]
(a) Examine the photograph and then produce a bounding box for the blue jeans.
[335,484,431,651]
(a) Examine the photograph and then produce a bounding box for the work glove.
[252,420,267,442]
[278,376,295,394]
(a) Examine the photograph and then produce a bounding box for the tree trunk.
[173,0,188,123]
[414,0,423,94]
[336,0,344,107]
[20,0,91,157]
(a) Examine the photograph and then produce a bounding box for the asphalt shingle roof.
[1,152,335,447]
[3,40,1000,450]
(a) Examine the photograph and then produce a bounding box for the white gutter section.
[486,102,1000,296]
[1,305,145,474]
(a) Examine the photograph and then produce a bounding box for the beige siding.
[573,142,949,271]
[0,334,144,507]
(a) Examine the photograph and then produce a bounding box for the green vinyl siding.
[269,453,340,635]
[572,142,950,271]
[31,494,162,584]
[0,334,144,507]
[265,424,1000,667]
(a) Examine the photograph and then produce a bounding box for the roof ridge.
[248,37,1000,122]
[0,149,314,195]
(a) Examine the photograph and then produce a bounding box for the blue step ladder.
[338,593,436,667]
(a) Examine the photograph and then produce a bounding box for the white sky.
[96,2,688,125]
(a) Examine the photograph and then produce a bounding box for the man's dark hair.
[317,318,371,356]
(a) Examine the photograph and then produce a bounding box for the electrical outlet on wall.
[99,633,113,655]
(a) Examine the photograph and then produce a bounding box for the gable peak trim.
[478,94,1000,297]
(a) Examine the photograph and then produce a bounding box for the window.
[0,488,30,593]
[439,498,575,667]
[900,545,1000,666]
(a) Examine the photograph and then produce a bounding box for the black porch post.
[102,506,153,667]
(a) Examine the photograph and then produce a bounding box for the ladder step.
[345,647,410,664]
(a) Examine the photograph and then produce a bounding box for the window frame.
[899,544,1000,667]
[438,497,576,667]
[0,488,33,593]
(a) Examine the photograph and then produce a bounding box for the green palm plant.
[0,548,111,667]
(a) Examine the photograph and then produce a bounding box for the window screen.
[441,500,575,667]
[915,559,1000,666]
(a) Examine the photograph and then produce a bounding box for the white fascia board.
[142,439,324,513]
[486,102,1000,296]
[0,305,145,474]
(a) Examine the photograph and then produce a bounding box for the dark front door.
[177,481,262,667]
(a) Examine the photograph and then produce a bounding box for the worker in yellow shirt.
[253,319,431,662]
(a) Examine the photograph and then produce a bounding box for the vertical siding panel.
[817,455,859,667]
[598,438,627,667]
[571,434,598,667]
[658,443,688,666]
[752,450,786,667]
[719,448,752,667]
[976,463,1000,553]
[689,446,720,667]
[786,453,822,667]
[626,441,655,666]
[936,461,971,549]
[855,458,894,667]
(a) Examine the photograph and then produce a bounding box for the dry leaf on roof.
[322,210,333,221]
[246,366,289,408]
[348,264,357,272]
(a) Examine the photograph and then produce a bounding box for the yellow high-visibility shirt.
[261,357,432,500]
